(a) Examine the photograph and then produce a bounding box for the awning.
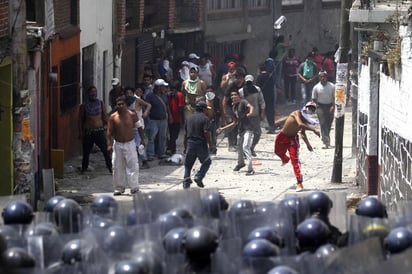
[206,32,255,43]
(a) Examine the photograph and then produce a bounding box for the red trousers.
[274,131,303,183]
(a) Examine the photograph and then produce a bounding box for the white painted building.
[80,0,114,106]
[350,0,412,207]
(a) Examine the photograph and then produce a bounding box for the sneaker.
[245,170,255,176]
[113,189,125,196]
[194,177,205,188]
[130,188,140,194]
[183,178,192,189]
[296,183,304,192]
[251,150,257,157]
[233,163,246,171]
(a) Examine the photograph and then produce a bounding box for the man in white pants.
[107,96,144,195]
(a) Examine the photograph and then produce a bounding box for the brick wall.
[0,0,8,37]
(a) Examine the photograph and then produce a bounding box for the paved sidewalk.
[57,106,362,207]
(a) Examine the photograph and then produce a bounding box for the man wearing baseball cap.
[109,78,124,112]
[144,79,171,160]
[239,74,266,157]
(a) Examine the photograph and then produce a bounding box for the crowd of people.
[78,43,338,195]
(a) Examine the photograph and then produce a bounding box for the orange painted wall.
[48,33,81,159]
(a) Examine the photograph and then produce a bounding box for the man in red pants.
[274,101,320,192]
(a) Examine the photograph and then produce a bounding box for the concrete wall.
[80,0,113,106]
[205,7,273,76]
[280,4,341,58]
[357,25,412,207]
[379,29,412,208]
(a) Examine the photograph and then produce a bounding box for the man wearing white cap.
[144,79,172,160]
[109,78,124,112]
[239,74,266,156]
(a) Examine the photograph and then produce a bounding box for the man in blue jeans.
[182,101,215,189]
[145,79,171,160]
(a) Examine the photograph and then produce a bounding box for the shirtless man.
[125,86,152,169]
[107,96,145,195]
[274,101,320,192]
[78,86,112,174]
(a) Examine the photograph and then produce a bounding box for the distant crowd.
[79,35,339,195]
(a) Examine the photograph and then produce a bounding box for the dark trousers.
[224,105,238,147]
[167,122,181,154]
[82,129,112,172]
[316,104,334,146]
[263,93,275,130]
[284,75,297,101]
[209,120,217,154]
[184,141,211,180]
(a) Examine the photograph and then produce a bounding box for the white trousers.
[112,140,139,191]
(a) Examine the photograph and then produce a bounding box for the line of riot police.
[1,189,412,273]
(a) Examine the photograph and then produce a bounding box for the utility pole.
[10,0,32,197]
[331,0,352,183]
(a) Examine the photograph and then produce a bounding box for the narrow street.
[57,105,361,230]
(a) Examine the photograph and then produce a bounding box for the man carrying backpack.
[297,52,318,107]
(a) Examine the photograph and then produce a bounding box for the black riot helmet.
[90,194,119,218]
[384,227,412,254]
[2,200,34,225]
[306,191,333,217]
[44,195,65,213]
[156,213,186,236]
[162,227,187,254]
[267,265,299,274]
[183,226,219,257]
[229,199,255,219]
[168,207,194,227]
[355,196,388,218]
[296,217,331,253]
[246,226,284,248]
[102,225,131,254]
[1,247,35,268]
[279,196,309,227]
[200,192,229,218]
[242,238,280,257]
[53,198,84,233]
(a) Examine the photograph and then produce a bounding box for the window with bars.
[248,0,269,8]
[208,0,242,11]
